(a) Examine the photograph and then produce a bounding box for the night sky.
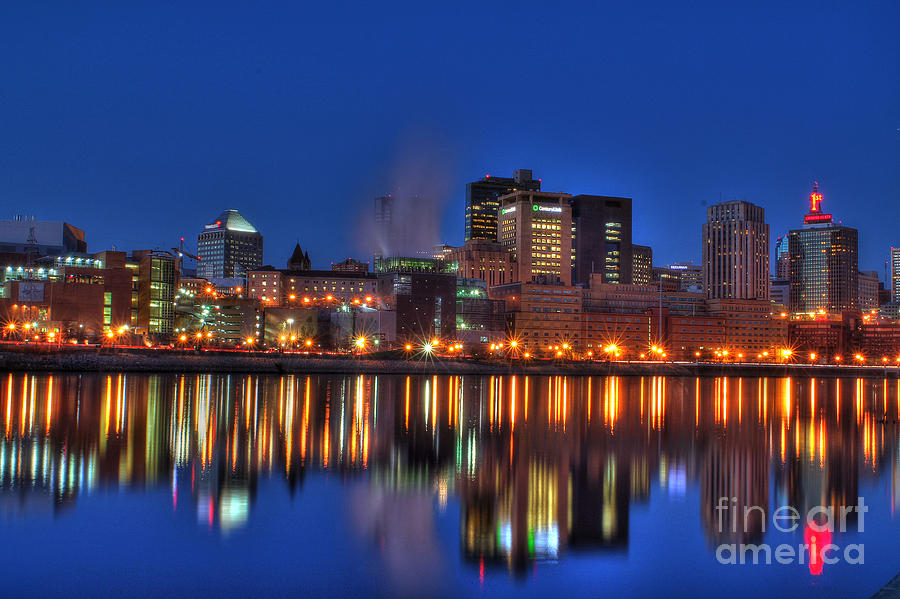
[2,2,898,273]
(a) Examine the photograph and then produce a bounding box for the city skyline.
[2,3,897,272]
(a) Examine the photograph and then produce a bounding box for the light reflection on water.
[0,373,898,598]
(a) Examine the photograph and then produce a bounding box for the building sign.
[18,281,44,302]
[532,204,562,213]
[501,206,516,214]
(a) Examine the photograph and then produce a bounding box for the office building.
[131,250,177,336]
[0,216,87,257]
[654,262,703,293]
[702,200,769,300]
[376,270,456,341]
[373,195,395,260]
[373,194,432,259]
[465,169,541,242]
[859,270,880,310]
[632,245,652,286]
[891,247,900,302]
[788,184,858,313]
[770,277,790,308]
[0,251,131,337]
[197,209,263,285]
[447,239,514,287]
[492,282,585,349]
[775,235,790,279]
[456,278,505,344]
[498,190,573,285]
[248,267,377,306]
[570,195,633,286]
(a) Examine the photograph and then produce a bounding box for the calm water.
[0,373,897,598]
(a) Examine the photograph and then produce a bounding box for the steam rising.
[362,132,455,259]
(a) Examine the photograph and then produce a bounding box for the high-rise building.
[465,170,541,242]
[702,200,769,300]
[788,183,858,313]
[858,270,880,310]
[570,195,633,286]
[373,195,395,260]
[197,210,263,284]
[774,234,790,279]
[890,247,900,302]
[631,245,652,286]
[497,190,573,285]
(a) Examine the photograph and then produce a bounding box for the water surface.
[0,373,897,598]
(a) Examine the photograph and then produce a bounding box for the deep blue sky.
[2,2,898,273]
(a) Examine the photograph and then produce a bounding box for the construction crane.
[172,237,200,274]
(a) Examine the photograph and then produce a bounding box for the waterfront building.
[465,169,541,242]
[0,251,131,338]
[447,239,514,287]
[456,278,505,344]
[131,250,177,337]
[705,299,788,356]
[788,183,858,313]
[196,209,263,285]
[632,245,652,286]
[376,270,456,341]
[247,267,377,307]
[570,195,633,286]
[702,200,769,300]
[492,282,584,350]
[174,293,258,346]
[0,216,87,257]
[498,190,573,286]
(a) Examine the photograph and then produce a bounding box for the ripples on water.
[0,373,898,598]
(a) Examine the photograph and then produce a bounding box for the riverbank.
[2,346,900,378]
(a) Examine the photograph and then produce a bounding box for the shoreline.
[1,347,899,378]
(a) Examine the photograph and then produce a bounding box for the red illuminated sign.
[804,213,833,224]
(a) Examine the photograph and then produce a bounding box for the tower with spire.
[287,243,311,271]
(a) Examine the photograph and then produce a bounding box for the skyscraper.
[373,195,395,260]
[890,247,900,302]
[196,209,263,284]
[774,234,790,279]
[497,190,573,285]
[631,244,652,286]
[570,195,633,285]
[702,200,769,300]
[788,183,858,313]
[465,170,541,242]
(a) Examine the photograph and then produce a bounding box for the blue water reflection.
[0,373,897,598]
